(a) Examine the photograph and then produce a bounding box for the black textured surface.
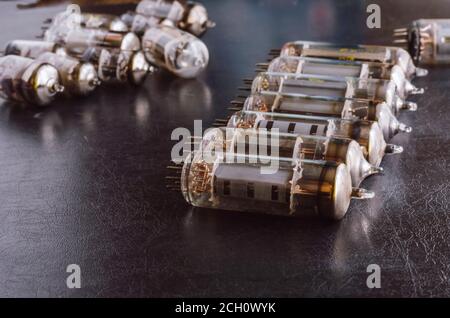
[0,0,449,297]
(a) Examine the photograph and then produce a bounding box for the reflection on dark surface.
[0,0,450,297]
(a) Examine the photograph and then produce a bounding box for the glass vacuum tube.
[79,13,129,33]
[126,0,215,37]
[34,52,100,96]
[4,40,67,59]
[393,19,450,65]
[274,40,427,79]
[180,150,373,220]
[44,13,129,33]
[0,55,64,106]
[80,47,153,85]
[261,56,422,100]
[142,25,209,78]
[45,24,141,56]
[251,72,417,115]
[240,93,411,141]
[199,127,383,187]
[225,111,403,167]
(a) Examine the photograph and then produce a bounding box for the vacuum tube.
[250,72,417,114]
[199,127,383,187]
[273,40,427,79]
[34,52,100,96]
[179,149,374,220]
[260,56,422,99]
[142,25,209,78]
[44,23,141,56]
[4,40,67,59]
[240,93,411,141]
[0,55,64,106]
[44,13,129,33]
[80,47,153,85]
[79,13,129,33]
[225,111,403,167]
[394,19,450,65]
[127,0,215,37]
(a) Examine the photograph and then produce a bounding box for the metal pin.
[255,69,267,73]
[370,166,384,174]
[256,62,269,68]
[238,87,251,92]
[351,188,375,200]
[416,68,429,77]
[167,165,183,170]
[206,20,216,28]
[403,101,418,111]
[228,107,242,111]
[393,39,408,44]
[398,123,413,133]
[385,144,404,155]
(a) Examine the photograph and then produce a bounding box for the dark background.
[0,0,449,297]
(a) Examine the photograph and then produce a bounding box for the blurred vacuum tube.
[225,111,403,167]
[44,21,141,56]
[179,150,374,220]
[78,13,129,33]
[259,56,422,100]
[394,19,450,65]
[272,40,427,79]
[4,40,67,59]
[3,40,101,94]
[142,25,209,78]
[80,47,153,85]
[0,55,64,106]
[239,93,411,142]
[198,127,383,187]
[250,72,417,115]
[34,52,100,96]
[44,13,129,33]
[122,0,215,37]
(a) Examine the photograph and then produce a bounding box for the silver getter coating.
[142,25,209,78]
[35,52,100,96]
[132,0,215,37]
[81,47,154,85]
[0,55,64,106]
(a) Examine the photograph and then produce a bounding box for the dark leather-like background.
[0,0,449,297]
